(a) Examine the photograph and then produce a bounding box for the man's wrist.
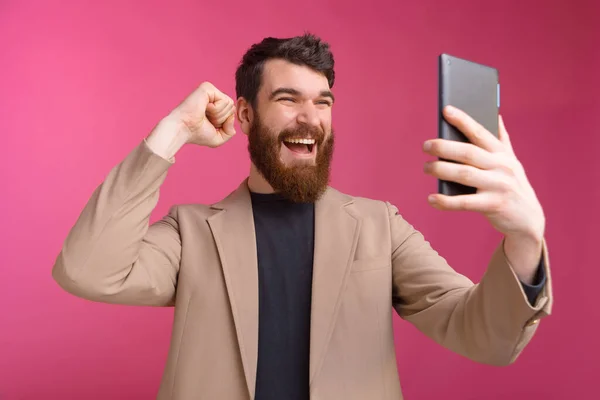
[145,114,191,161]
[503,232,544,285]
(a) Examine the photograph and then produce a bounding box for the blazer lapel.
[310,187,360,385]
[207,180,259,399]
[206,182,360,394]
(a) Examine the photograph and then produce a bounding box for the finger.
[200,82,233,111]
[424,161,504,190]
[209,100,233,119]
[428,191,499,213]
[207,99,233,121]
[218,113,236,140]
[443,106,503,153]
[202,82,224,103]
[221,100,235,117]
[211,97,233,115]
[498,115,515,155]
[423,139,498,170]
[210,103,234,127]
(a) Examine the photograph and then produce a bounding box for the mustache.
[278,124,326,144]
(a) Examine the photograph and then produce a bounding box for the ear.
[236,97,254,135]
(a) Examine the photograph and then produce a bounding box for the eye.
[278,97,296,103]
[316,100,332,107]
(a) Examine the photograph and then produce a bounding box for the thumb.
[498,115,515,155]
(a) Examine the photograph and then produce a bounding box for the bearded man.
[52,33,552,400]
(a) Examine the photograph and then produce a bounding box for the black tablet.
[438,53,499,196]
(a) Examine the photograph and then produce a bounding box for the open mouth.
[282,138,315,155]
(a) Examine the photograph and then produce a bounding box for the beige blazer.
[52,140,553,400]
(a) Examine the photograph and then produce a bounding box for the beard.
[247,114,335,203]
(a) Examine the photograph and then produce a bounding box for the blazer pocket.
[351,255,391,272]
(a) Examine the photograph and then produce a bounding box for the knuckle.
[461,148,475,163]
[471,123,489,141]
[499,158,521,176]
[458,167,474,183]
[474,126,485,139]
[497,177,514,193]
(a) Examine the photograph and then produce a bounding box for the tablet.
[438,53,499,196]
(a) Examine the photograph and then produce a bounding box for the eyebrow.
[269,87,335,103]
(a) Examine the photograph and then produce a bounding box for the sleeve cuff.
[486,237,553,326]
[520,257,547,306]
[143,138,176,164]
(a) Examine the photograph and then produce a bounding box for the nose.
[296,103,321,129]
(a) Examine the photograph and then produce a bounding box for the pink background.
[1,0,598,398]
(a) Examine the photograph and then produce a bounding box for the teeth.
[285,138,316,144]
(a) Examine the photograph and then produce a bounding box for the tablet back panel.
[438,53,499,196]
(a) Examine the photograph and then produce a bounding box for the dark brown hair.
[235,33,335,108]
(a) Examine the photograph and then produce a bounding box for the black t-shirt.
[251,192,314,400]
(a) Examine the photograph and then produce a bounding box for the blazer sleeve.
[387,202,553,366]
[52,140,181,307]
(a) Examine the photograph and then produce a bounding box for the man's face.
[247,59,335,203]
